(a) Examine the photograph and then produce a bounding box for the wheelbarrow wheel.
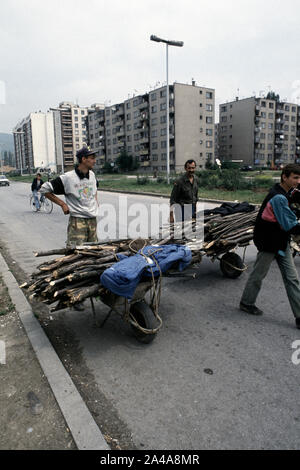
[220,252,244,279]
[129,301,157,344]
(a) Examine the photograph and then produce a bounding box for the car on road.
[0,175,10,186]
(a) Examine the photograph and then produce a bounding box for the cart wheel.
[129,301,157,344]
[220,252,244,279]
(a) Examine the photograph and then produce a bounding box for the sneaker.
[296,318,300,329]
[240,302,263,316]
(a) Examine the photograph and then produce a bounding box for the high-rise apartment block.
[219,97,300,167]
[13,111,56,173]
[50,102,91,172]
[87,82,215,172]
[14,102,93,173]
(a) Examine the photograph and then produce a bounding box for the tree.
[266,91,280,102]
[116,149,139,172]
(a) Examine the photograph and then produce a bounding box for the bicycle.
[30,193,53,214]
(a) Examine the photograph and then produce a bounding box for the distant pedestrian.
[240,163,300,329]
[31,173,44,211]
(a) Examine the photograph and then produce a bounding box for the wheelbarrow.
[89,277,162,344]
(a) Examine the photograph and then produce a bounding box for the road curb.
[0,253,109,451]
[98,188,237,205]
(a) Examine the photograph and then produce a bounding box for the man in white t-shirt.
[40,147,99,247]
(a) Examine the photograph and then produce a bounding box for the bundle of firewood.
[21,209,259,310]
[202,209,259,256]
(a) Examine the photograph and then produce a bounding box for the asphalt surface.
[0,181,299,450]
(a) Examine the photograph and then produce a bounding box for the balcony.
[140,148,149,156]
[275,148,283,154]
[141,111,149,121]
[138,100,149,110]
[276,108,284,115]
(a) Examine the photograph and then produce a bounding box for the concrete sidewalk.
[0,252,109,450]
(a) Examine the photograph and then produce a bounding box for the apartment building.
[86,103,105,168]
[87,81,215,173]
[219,96,299,167]
[50,102,91,172]
[13,111,56,173]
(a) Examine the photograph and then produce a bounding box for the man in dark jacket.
[170,159,198,223]
[31,173,44,211]
[240,163,300,329]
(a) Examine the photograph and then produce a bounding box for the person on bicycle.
[40,146,99,247]
[31,173,44,211]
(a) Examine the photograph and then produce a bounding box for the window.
[161,128,167,136]
[127,135,131,142]
[269,102,274,109]
[261,101,266,107]
[206,128,213,136]
[206,141,213,148]
[221,106,227,113]
[160,89,166,98]
[126,102,131,109]
[126,113,131,120]
[151,118,158,125]
[268,113,274,119]
[160,102,167,111]
[133,99,139,107]
[151,93,157,101]
[206,92,213,99]
[81,110,85,115]
[285,105,290,112]
[151,129,158,138]
[74,110,78,114]
[152,142,158,149]
[221,116,227,122]
[151,105,157,113]
[152,154,158,161]
[161,153,167,160]
[161,141,167,148]
[134,133,139,141]
[134,110,139,119]
[206,104,213,112]
[206,117,213,124]
[261,112,266,118]
[127,124,131,131]
[160,115,167,124]
[292,106,297,113]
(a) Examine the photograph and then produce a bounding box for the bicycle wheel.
[42,198,53,214]
[30,196,38,212]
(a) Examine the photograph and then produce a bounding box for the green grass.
[99,177,268,203]
[10,173,269,204]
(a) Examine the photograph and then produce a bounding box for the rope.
[126,239,163,335]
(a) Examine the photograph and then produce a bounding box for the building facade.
[50,102,92,172]
[219,96,299,167]
[87,82,215,173]
[13,112,56,173]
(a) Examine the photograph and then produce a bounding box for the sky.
[0,0,300,133]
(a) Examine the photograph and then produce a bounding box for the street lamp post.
[150,35,184,184]
[13,131,25,176]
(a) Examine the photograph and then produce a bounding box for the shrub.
[137,176,149,185]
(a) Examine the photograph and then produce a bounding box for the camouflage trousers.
[66,216,98,247]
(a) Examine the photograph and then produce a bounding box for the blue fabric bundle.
[100,244,192,300]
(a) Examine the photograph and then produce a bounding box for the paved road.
[0,182,299,450]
